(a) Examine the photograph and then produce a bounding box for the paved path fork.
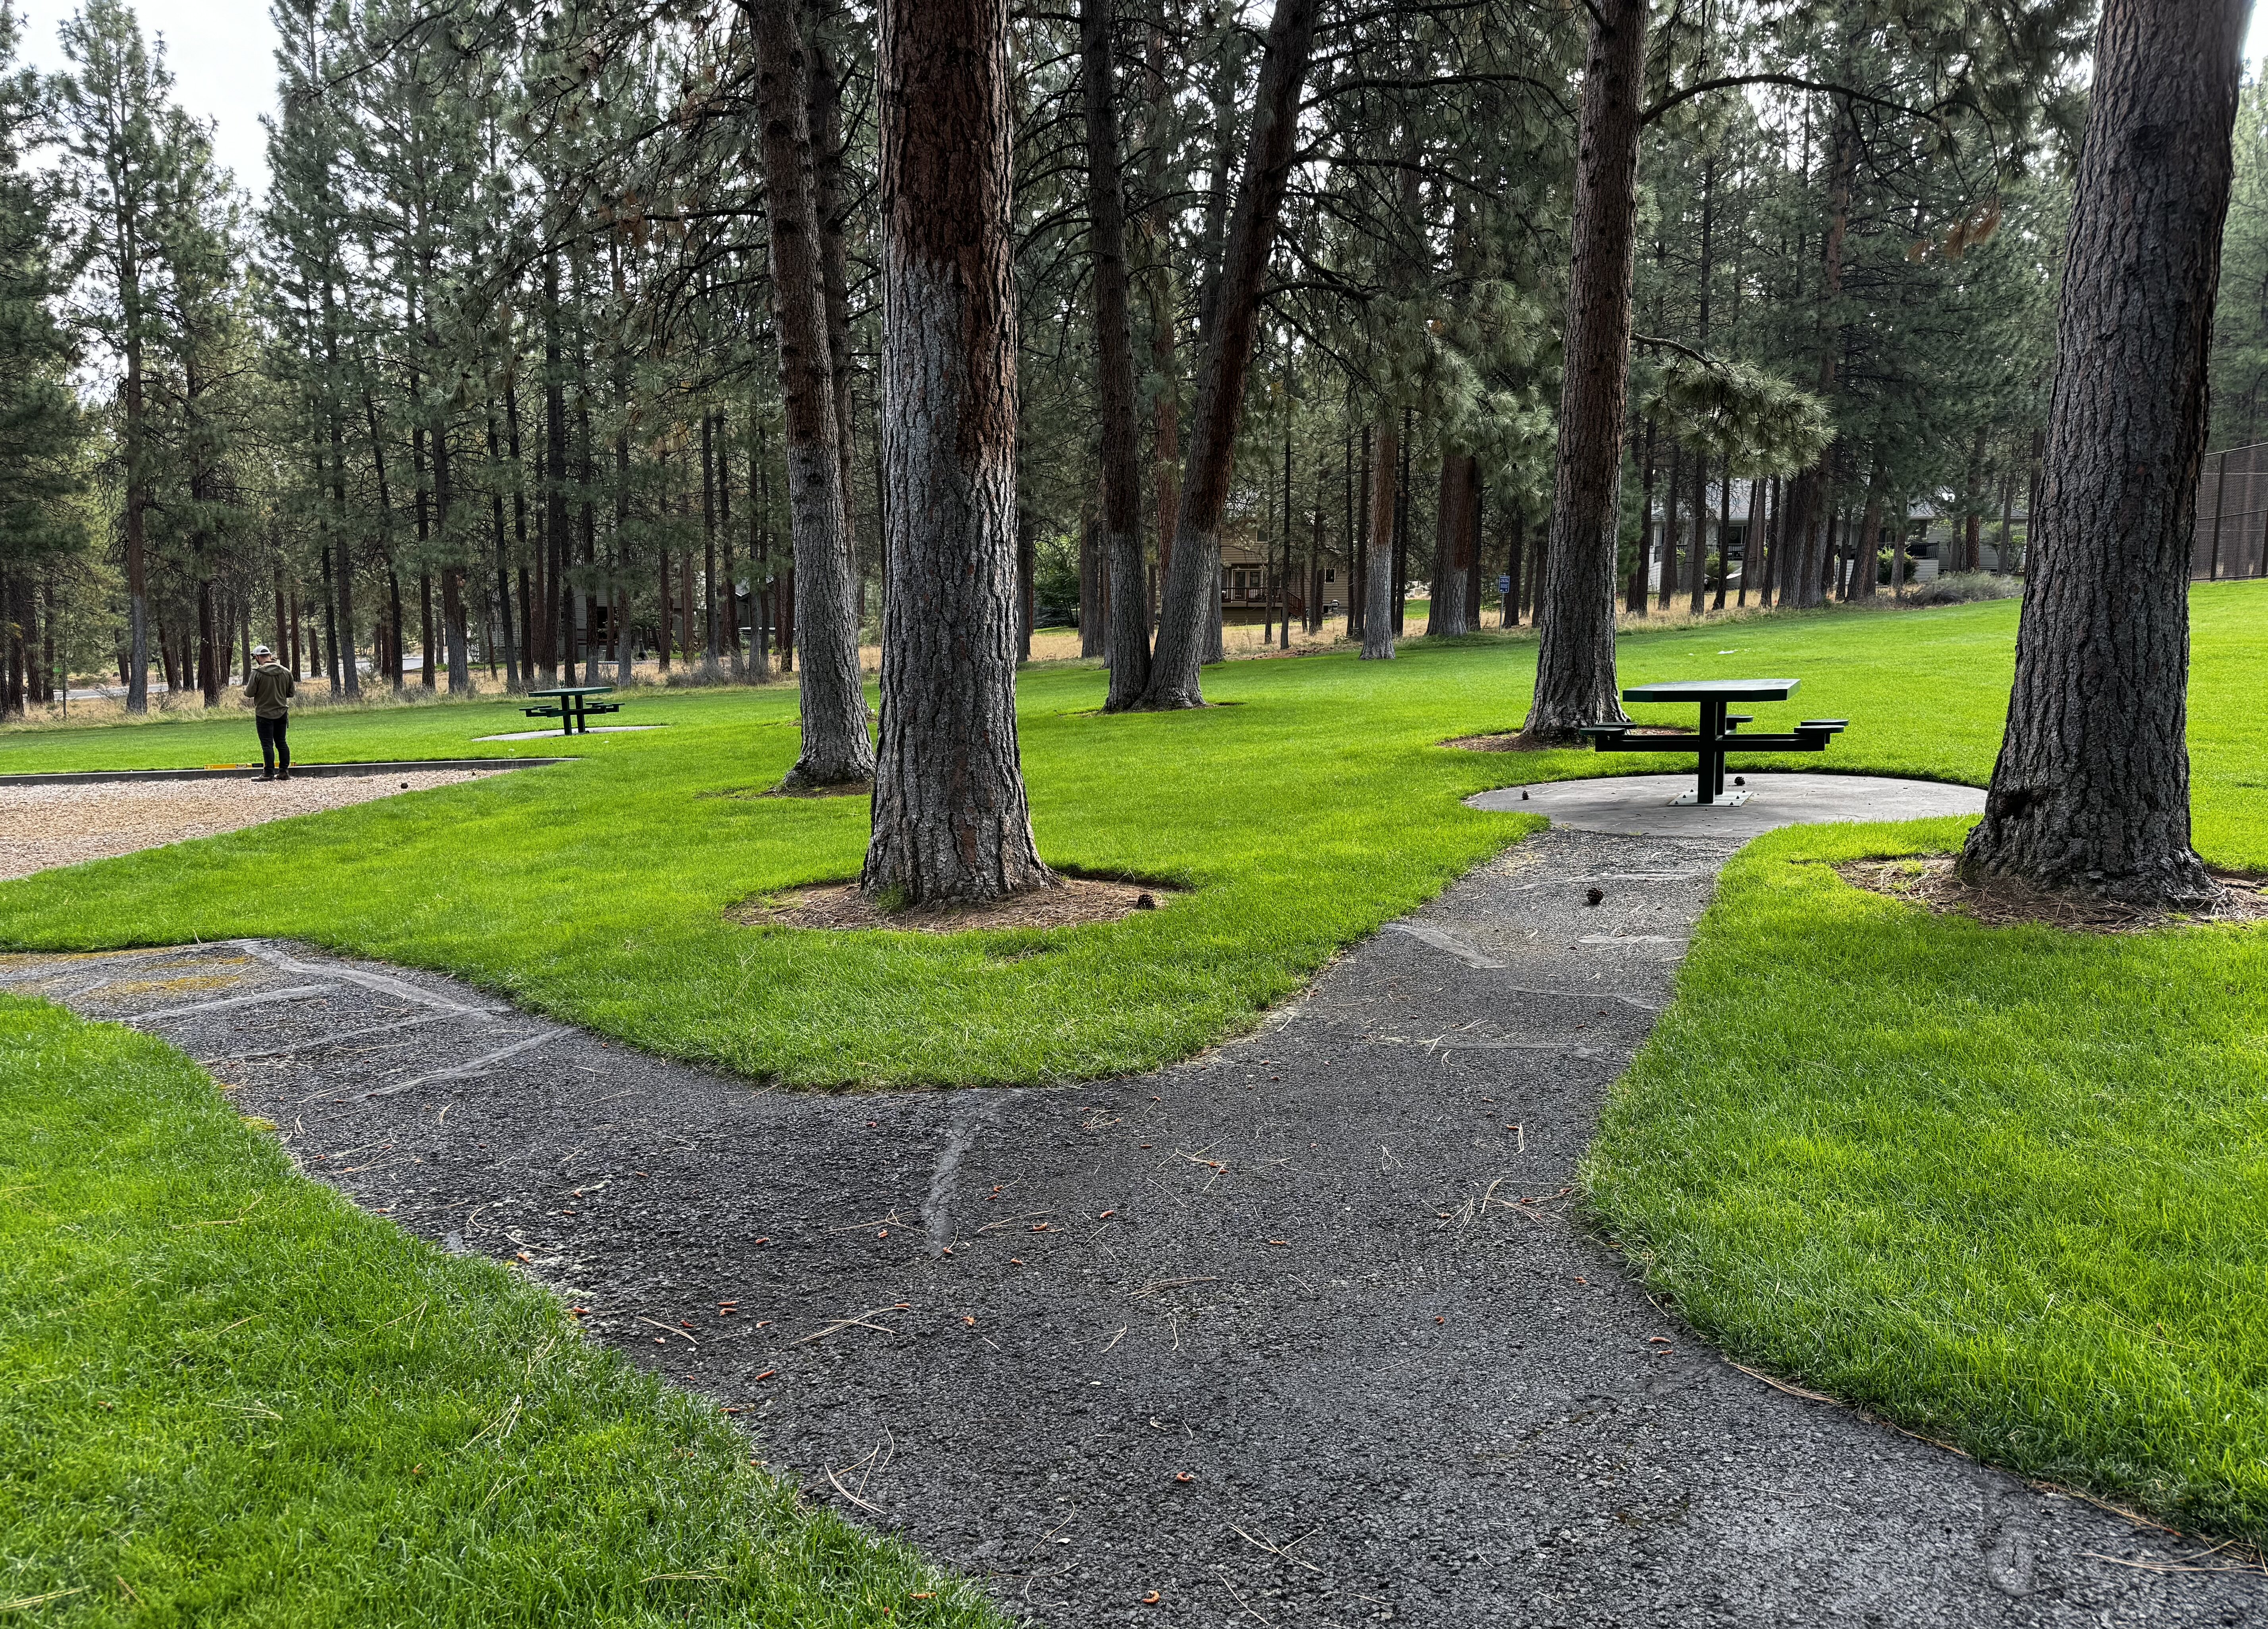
[7,821,2260,1627]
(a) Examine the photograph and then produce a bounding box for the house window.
[1324,568,1336,582]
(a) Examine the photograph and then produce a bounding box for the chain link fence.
[2195,443,2268,579]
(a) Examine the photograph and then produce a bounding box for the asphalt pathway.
[8,817,2261,1627]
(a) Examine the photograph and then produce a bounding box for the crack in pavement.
[7,826,2261,1626]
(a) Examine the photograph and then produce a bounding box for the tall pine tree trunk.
[1142,23,1179,626]
[1852,450,1885,600]
[1688,450,1709,616]
[703,409,721,676]
[1426,447,1473,636]
[1960,0,2243,908]
[752,0,873,787]
[123,277,148,714]
[1690,152,1714,619]
[1361,418,1398,659]
[1136,0,1319,709]
[1713,462,1732,609]
[863,0,1052,906]
[434,432,469,693]
[1522,0,1643,740]
[542,254,569,685]
[486,407,521,689]
[810,25,863,595]
[1083,0,1152,709]
[1785,110,1855,611]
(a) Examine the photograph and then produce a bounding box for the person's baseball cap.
[252,644,273,657]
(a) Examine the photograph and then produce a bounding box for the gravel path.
[4,825,2260,1626]
[0,770,488,880]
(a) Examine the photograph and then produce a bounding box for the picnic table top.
[526,684,616,698]
[1622,677,1798,703]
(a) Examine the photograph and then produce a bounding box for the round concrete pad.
[1466,771,1983,839]
[472,725,667,742]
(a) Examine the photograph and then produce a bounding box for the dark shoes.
[278,770,292,781]
[258,772,275,782]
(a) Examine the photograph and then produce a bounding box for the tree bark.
[1136,0,1319,708]
[752,0,874,787]
[1785,110,1855,611]
[1690,152,1715,619]
[1348,425,1369,641]
[1078,505,1103,657]
[1392,416,1410,634]
[542,254,569,684]
[1688,447,1709,616]
[703,409,721,675]
[1852,451,1885,600]
[1960,0,2242,908]
[1017,503,1036,661]
[1521,0,1643,739]
[1705,463,1724,608]
[1631,418,1656,612]
[1658,441,1680,612]
[1361,418,1398,659]
[863,0,1052,906]
[1426,447,1474,636]
[1464,477,1483,629]
[748,414,774,679]
[1143,23,1179,620]
[1083,0,1152,709]
[810,22,864,580]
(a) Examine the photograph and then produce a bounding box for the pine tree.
[0,2,85,718]
[1961,0,2246,907]
[57,0,197,713]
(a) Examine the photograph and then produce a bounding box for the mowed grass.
[1584,819,2268,1539]
[0,995,1004,1627]
[4,586,2216,1087]
[6,582,2268,1542]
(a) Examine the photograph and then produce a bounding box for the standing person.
[245,644,294,781]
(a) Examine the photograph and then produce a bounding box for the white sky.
[15,0,282,197]
[10,0,2268,213]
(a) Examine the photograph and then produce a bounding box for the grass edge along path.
[1585,817,2268,1545]
[0,994,1008,1628]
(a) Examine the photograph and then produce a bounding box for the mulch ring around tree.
[1838,855,2268,933]
[727,875,1172,933]
[1446,726,1691,752]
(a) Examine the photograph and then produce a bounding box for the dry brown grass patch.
[728,876,1173,934]
[1838,855,2268,933]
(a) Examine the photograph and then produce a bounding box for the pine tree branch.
[1641,73,1934,127]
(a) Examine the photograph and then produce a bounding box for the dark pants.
[256,715,291,774]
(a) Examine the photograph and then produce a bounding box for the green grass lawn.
[13,589,2240,1085]
[7,582,2268,1546]
[1584,818,2268,1540]
[0,995,1003,1627]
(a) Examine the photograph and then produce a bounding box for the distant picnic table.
[1578,678,1845,805]
[523,684,620,736]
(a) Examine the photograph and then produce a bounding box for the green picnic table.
[523,684,621,736]
[1578,678,1845,805]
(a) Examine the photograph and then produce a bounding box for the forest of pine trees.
[0,0,2250,725]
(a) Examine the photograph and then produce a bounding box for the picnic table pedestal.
[1576,679,1846,805]
[524,684,621,736]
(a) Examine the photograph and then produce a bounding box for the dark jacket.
[246,662,295,720]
